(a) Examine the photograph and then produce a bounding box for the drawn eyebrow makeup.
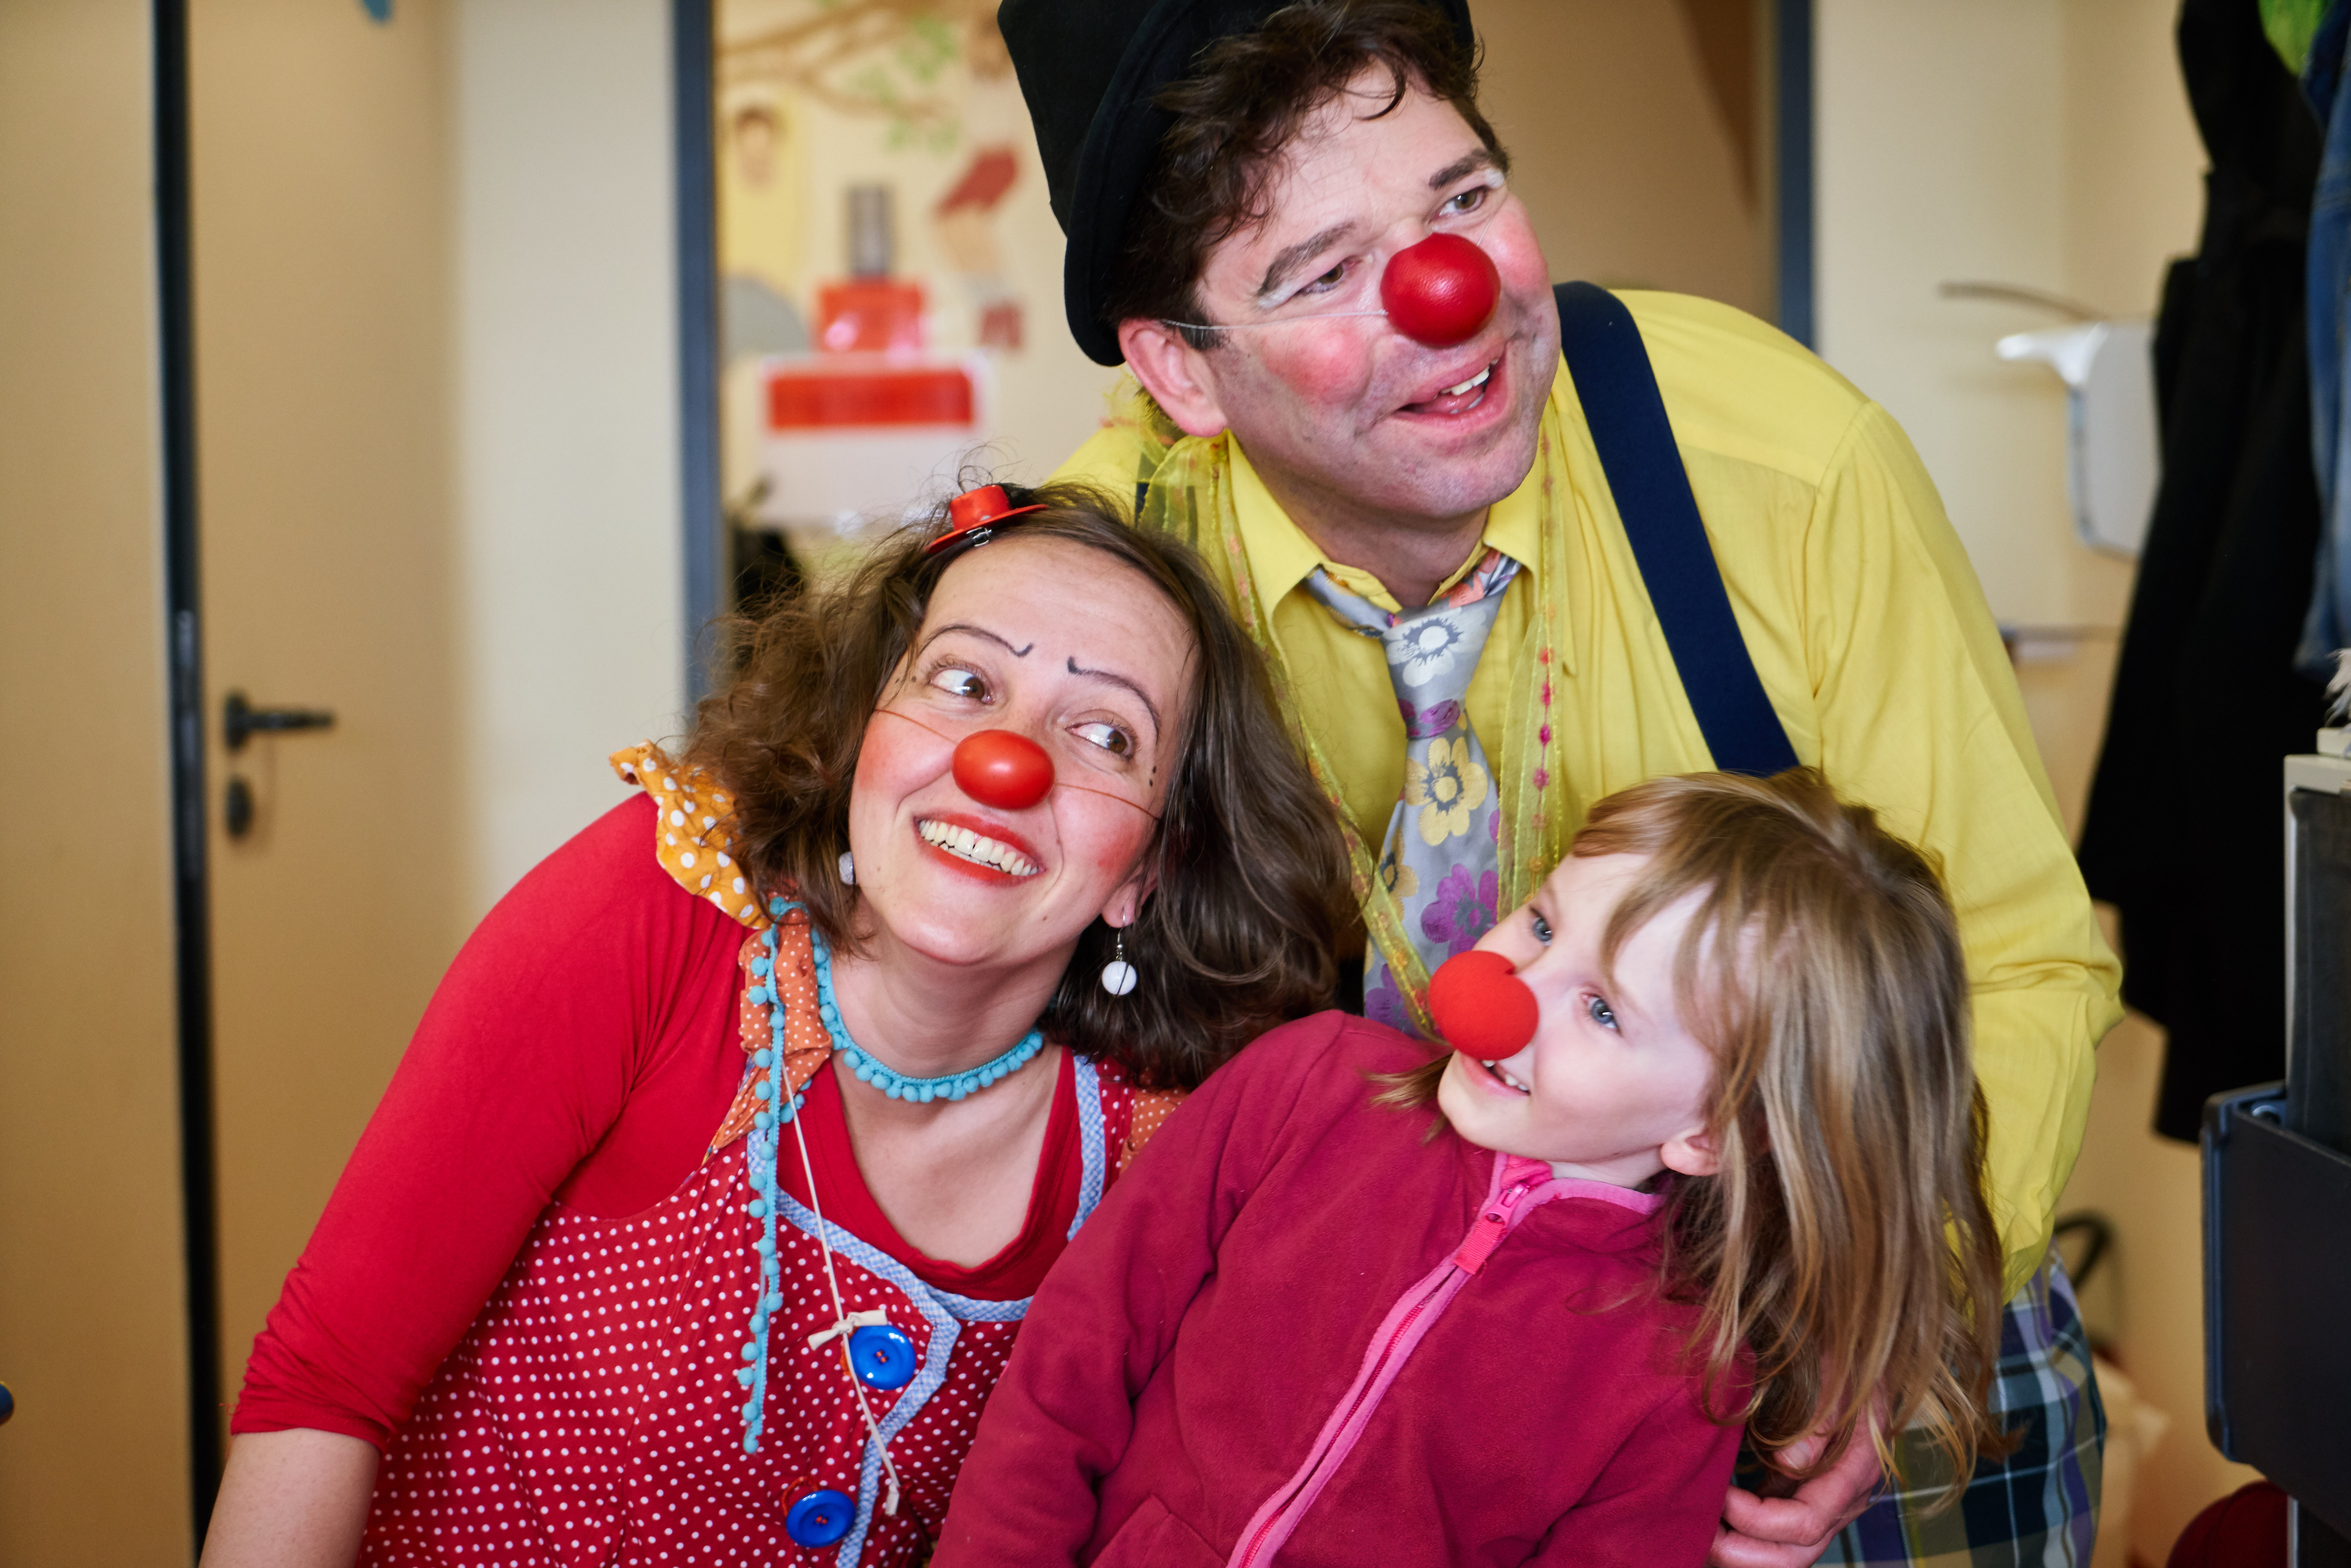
[1065,656,1161,739]
[918,623,1035,659]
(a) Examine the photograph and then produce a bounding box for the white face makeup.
[1124,74,1560,538]
[1434,852,1722,1188]
[845,534,1197,974]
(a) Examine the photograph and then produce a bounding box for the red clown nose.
[1426,949,1538,1059]
[952,730,1054,810]
[1380,234,1501,348]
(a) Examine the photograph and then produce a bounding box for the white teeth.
[1440,366,1493,397]
[917,818,1040,877]
[1482,1059,1531,1094]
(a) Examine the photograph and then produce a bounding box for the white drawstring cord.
[790,1100,906,1516]
[807,1309,889,1351]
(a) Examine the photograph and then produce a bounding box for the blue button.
[784,1486,854,1548]
[848,1324,917,1390]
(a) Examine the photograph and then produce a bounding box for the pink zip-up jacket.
[935,1012,1746,1568]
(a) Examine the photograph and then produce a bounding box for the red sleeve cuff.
[228,1397,393,1454]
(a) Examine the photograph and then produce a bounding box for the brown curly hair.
[685,480,1352,1090]
[1102,0,1505,351]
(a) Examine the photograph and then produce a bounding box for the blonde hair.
[1383,769,2005,1497]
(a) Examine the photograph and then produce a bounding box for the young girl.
[933,769,2006,1568]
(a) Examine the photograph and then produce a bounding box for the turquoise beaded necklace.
[735,896,1050,1461]
[819,932,1046,1102]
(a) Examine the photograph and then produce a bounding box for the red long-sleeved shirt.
[936,1014,1744,1568]
[235,795,1076,1448]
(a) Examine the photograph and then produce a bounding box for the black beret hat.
[998,0,1474,366]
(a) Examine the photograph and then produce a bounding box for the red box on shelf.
[764,361,974,430]
[816,278,925,354]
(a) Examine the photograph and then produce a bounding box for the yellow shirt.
[1056,290,2123,1295]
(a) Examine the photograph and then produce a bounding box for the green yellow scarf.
[1131,395,1579,1035]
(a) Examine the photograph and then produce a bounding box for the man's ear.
[1659,1124,1721,1179]
[1118,318,1231,439]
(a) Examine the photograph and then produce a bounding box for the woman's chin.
[860,878,1078,979]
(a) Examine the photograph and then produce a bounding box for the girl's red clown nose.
[953,729,1055,810]
[1380,234,1501,348]
[1427,949,1538,1058]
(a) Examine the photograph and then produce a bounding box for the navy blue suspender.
[1131,282,1795,778]
[1552,281,1798,778]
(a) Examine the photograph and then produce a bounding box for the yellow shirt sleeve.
[1635,293,2123,1292]
[1788,401,2123,1292]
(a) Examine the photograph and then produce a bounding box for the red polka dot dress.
[311,747,1177,1566]
[362,1041,1141,1566]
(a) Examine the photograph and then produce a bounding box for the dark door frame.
[676,0,724,702]
[153,0,225,1546]
[1776,0,1817,347]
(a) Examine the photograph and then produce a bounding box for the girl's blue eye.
[1530,911,1553,944]
[1586,994,1617,1032]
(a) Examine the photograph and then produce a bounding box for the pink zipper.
[1224,1156,1553,1568]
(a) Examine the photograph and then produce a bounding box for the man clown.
[996,1,2123,1564]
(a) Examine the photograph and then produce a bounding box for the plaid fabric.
[1817,1251,2105,1566]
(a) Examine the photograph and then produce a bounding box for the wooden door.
[0,2,195,1559]
[188,0,469,1447]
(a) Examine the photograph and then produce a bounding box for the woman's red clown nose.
[953,729,1056,810]
[1427,949,1538,1057]
[1381,234,1501,348]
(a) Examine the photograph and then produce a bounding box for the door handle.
[223,690,335,753]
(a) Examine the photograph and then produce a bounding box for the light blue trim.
[739,896,1114,1561]
[1069,1055,1107,1240]
[771,1191,971,1568]
[923,1282,1035,1324]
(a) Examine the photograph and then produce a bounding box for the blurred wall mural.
[709,0,1774,602]
[716,0,1115,593]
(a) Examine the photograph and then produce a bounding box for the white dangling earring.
[1100,929,1137,997]
[837,849,856,885]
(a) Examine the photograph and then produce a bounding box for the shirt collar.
[1227,429,1547,618]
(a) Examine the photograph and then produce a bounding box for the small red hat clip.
[924,484,1049,558]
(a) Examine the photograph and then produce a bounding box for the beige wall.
[1479,0,1768,318]
[1820,1,2260,1560]
[454,0,690,917]
[1818,0,2092,628]
[0,0,195,1560]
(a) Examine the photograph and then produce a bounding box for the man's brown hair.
[1103,0,1505,350]
[685,481,1353,1090]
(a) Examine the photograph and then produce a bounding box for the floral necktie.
[1303,548,1523,1035]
